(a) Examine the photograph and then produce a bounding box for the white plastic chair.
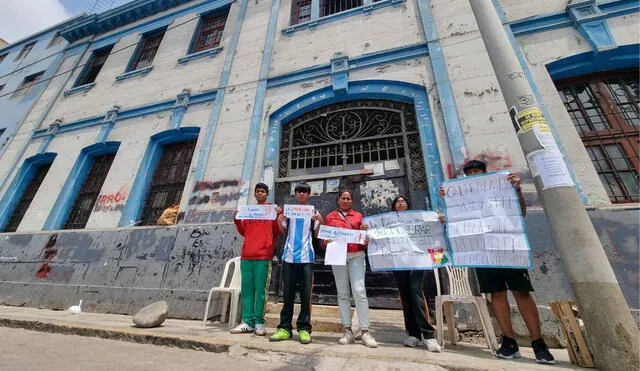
[434,267,499,352]
[203,256,242,328]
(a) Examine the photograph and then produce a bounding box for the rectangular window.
[11,71,44,98]
[190,7,229,53]
[75,45,113,87]
[139,140,196,226]
[320,0,362,17]
[15,41,36,61]
[292,0,312,24]
[556,69,639,203]
[47,33,65,48]
[128,29,165,71]
[64,153,116,230]
[3,164,52,232]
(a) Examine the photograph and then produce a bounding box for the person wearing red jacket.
[324,189,377,348]
[231,183,281,336]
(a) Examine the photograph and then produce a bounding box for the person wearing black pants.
[278,261,313,335]
[391,195,441,353]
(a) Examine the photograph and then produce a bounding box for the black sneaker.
[532,338,556,364]
[496,336,521,359]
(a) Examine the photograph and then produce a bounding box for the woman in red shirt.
[324,190,377,348]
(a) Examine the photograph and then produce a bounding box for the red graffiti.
[36,234,58,279]
[94,185,128,212]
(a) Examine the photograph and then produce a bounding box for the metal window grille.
[11,72,44,98]
[3,163,52,232]
[63,153,116,230]
[130,29,165,71]
[191,7,229,53]
[75,46,113,87]
[320,0,363,17]
[279,100,427,191]
[15,42,35,61]
[556,69,639,203]
[139,140,196,226]
[291,0,312,24]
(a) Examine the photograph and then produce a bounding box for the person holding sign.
[231,183,282,336]
[390,195,442,353]
[447,160,554,364]
[269,183,323,345]
[323,190,378,348]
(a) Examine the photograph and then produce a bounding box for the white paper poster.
[284,204,315,219]
[236,204,277,220]
[532,151,575,190]
[442,170,531,268]
[326,178,340,193]
[363,210,450,271]
[365,162,384,176]
[324,241,348,266]
[318,225,366,244]
[308,180,324,196]
[384,159,400,171]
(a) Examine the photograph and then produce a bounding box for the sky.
[0,0,132,44]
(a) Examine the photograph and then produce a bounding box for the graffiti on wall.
[36,234,58,279]
[94,185,129,212]
[183,178,249,223]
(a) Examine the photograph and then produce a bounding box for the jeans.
[331,252,370,330]
[278,262,313,333]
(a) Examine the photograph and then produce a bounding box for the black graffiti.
[190,228,211,248]
[192,179,239,192]
[188,195,210,205]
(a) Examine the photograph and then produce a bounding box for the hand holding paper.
[324,241,348,266]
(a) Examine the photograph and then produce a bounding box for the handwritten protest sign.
[284,204,314,219]
[442,170,531,268]
[325,241,348,266]
[363,211,450,271]
[318,225,366,244]
[236,204,277,220]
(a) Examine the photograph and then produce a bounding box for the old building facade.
[0,0,637,340]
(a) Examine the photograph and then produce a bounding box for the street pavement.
[0,305,585,370]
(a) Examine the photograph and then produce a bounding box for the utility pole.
[468,1,639,369]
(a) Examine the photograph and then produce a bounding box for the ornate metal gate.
[271,99,433,309]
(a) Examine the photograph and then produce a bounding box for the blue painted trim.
[97,121,116,142]
[193,0,249,182]
[0,152,57,231]
[509,0,639,37]
[31,90,216,139]
[267,42,429,89]
[311,0,320,20]
[282,0,406,35]
[63,83,95,97]
[239,0,281,195]
[38,135,54,154]
[493,0,587,203]
[116,66,154,82]
[63,41,91,57]
[416,0,467,170]
[263,80,445,210]
[119,127,200,226]
[43,142,120,230]
[546,43,639,81]
[177,46,223,64]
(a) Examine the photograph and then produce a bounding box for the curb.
[0,318,230,353]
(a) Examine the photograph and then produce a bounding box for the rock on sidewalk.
[133,301,168,328]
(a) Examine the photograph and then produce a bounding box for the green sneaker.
[269,328,292,342]
[298,330,312,344]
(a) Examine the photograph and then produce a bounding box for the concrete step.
[265,313,345,333]
[265,302,348,318]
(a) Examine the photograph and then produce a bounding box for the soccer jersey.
[282,217,318,264]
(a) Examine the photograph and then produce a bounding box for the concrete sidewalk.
[0,305,586,371]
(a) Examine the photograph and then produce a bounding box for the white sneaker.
[403,336,420,348]
[254,323,266,336]
[361,332,378,348]
[338,330,355,345]
[425,338,442,353]
[230,322,254,334]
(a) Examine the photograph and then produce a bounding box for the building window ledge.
[178,46,223,64]
[115,66,154,82]
[63,83,95,97]
[283,0,404,35]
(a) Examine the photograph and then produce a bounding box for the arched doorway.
[272,99,430,308]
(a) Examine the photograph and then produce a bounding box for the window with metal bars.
[190,7,229,53]
[127,28,165,72]
[75,45,113,87]
[15,41,35,61]
[139,140,196,226]
[3,164,51,232]
[320,0,362,17]
[11,71,44,99]
[291,0,312,24]
[63,153,116,229]
[556,69,639,203]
